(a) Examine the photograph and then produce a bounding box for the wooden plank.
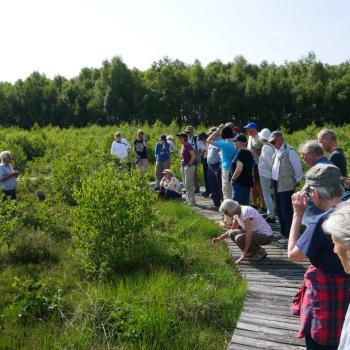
[230,335,305,350]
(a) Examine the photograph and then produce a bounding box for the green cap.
[302,163,342,191]
[185,125,194,132]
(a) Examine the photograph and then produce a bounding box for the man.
[0,151,19,200]
[185,126,201,193]
[197,132,210,197]
[177,131,196,205]
[244,122,264,211]
[298,140,331,225]
[231,134,254,205]
[154,135,171,188]
[111,131,131,169]
[269,131,303,244]
[207,124,237,226]
[288,164,350,350]
[206,127,223,208]
[133,129,148,171]
[317,128,347,176]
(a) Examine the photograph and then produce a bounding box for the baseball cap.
[268,131,283,143]
[302,163,342,191]
[176,131,187,137]
[197,132,208,141]
[243,122,257,129]
[233,134,248,143]
[258,128,271,141]
[159,134,167,141]
[185,126,194,132]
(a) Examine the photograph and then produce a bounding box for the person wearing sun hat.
[288,163,350,349]
[258,128,276,223]
[159,169,182,200]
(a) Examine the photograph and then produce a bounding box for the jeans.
[274,182,294,237]
[260,176,274,218]
[232,182,250,205]
[207,163,223,206]
[305,335,338,350]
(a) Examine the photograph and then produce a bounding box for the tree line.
[1,52,350,131]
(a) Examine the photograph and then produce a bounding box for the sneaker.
[252,248,267,261]
[259,207,267,214]
[195,189,201,194]
[201,192,210,197]
[278,238,289,244]
[265,217,276,223]
[273,233,283,239]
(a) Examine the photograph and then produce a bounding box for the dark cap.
[159,134,167,141]
[233,134,248,143]
[197,132,208,141]
[302,164,342,191]
[243,122,257,129]
[268,131,283,143]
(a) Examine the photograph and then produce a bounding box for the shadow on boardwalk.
[193,194,306,350]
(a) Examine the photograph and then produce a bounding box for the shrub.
[72,166,157,276]
[0,196,19,250]
[8,229,59,264]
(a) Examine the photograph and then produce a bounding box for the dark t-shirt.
[134,139,148,159]
[330,148,347,177]
[296,209,349,276]
[181,142,196,166]
[232,149,254,188]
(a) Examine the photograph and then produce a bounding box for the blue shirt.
[297,209,348,275]
[213,140,237,171]
[155,142,170,162]
[302,157,332,225]
[0,163,17,190]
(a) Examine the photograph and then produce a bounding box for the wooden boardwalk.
[193,194,307,350]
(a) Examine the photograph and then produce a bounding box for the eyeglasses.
[304,186,314,200]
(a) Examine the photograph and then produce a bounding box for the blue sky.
[1,0,350,82]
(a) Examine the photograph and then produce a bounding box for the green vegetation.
[0,124,246,349]
[1,53,350,130]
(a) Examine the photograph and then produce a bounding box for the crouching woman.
[212,199,273,263]
[159,169,182,200]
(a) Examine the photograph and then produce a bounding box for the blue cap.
[243,122,257,129]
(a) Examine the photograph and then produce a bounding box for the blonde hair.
[323,201,350,250]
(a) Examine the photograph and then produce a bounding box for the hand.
[291,191,308,216]
[211,237,220,245]
[12,170,20,177]
[235,254,247,264]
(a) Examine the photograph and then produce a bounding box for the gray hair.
[298,140,324,157]
[323,201,350,250]
[317,128,337,142]
[314,185,344,200]
[219,199,240,214]
[0,151,11,163]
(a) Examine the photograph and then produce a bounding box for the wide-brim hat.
[162,169,173,176]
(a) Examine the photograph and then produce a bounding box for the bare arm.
[232,160,243,181]
[207,124,224,145]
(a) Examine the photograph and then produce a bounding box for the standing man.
[177,131,196,205]
[197,132,210,197]
[111,131,131,170]
[269,131,303,244]
[288,164,350,350]
[154,135,171,188]
[298,140,331,225]
[133,129,148,172]
[231,134,254,205]
[206,127,223,208]
[244,122,264,211]
[0,151,20,200]
[185,126,201,193]
[317,128,347,176]
[207,124,237,226]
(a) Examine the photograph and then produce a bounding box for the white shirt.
[271,143,303,182]
[111,138,131,159]
[258,143,275,179]
[235,206,273,236]
[160,176,182,193]
[167,139,177,153]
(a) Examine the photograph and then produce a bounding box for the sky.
[1,0,350,83]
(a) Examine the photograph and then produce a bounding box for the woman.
[159,169,182,200]
[0,151,20,200]
[154,135,171,188]
[258,128,275,223]
[133,129,148,171]
[211,199,273,263]
[323,202,350,350]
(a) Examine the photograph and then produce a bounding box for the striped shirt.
[235,206,273,236]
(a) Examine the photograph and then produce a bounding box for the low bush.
[72,166,157,276]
